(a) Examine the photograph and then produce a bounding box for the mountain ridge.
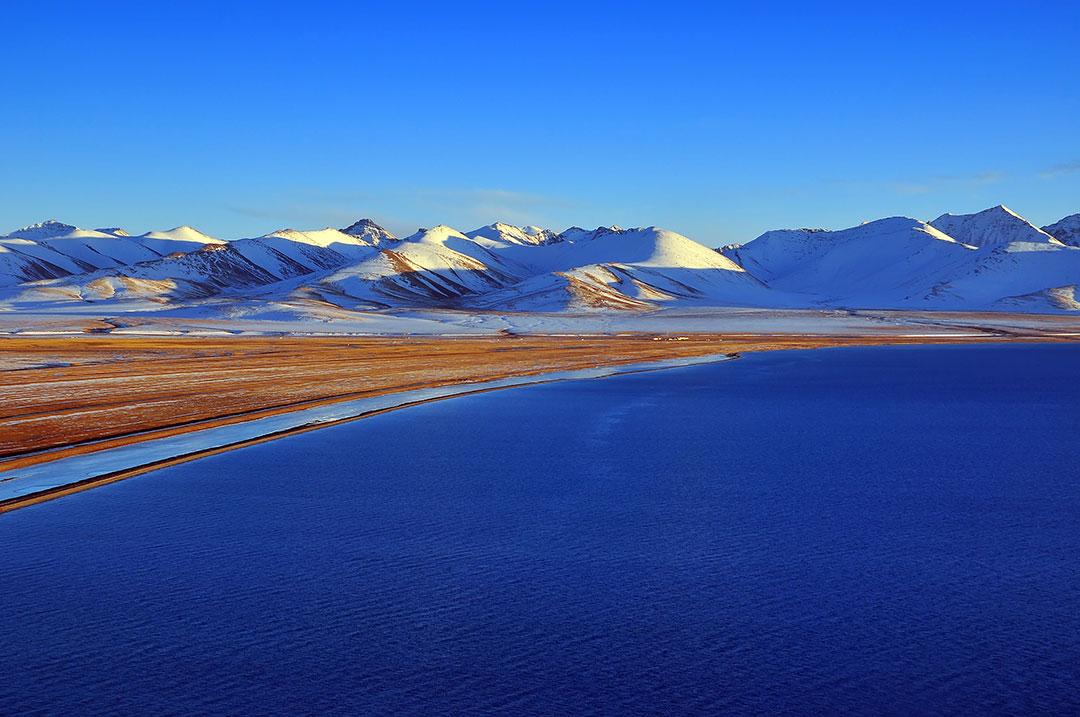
[2,208,1079,314]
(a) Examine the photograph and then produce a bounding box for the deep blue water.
[3,344,1080,715]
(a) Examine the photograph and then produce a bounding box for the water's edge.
[0,353,734,510]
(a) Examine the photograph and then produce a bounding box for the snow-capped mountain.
[306,225,526,308]
[722,218,975,303]
[341,218,397,245]
[1043,214,1080,248]
[0,220,226,287]
[929,205,1062,249]
[134,226,223,255]
[7,221,162,270]
[557,226,627,244]
[465,222,560,247]
[2,207,1079,315]
[921,235,1080,311]
[472,227,773,311]
[725,206,1080,312]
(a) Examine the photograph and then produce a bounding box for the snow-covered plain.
[2,204,1079,335]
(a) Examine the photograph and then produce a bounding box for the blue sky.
[3,1,1078,245]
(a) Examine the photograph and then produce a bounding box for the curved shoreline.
[0,354,734,514]
[4,330,1074,515]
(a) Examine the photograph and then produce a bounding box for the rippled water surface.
[3,345,1080,714]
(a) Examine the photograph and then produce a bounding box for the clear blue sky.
[3,1,1078,245]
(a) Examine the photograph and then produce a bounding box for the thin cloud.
[1040,161,1080,179]
[222,187,578,236]
[890,171,1004,196]
[825,171,1005,197]
[410,187,579,228]
[224,202,367,230]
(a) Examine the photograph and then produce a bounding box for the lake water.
[3,344,1080,714]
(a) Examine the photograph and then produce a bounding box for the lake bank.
[2,330,1075,512]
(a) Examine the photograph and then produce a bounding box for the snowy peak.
[1043,213,1080,247]
[132,226,222,257]
[403,225,472,244]
[726,216,977,297]
[2,205,1078,314]
[142,225,218,241]
[310,227,525,309]
[558,226,625,243]
[466,222,560,246]
[554,226,747,271]
[341,218,396,244]
[5,219,82,240]
[930,205,1061,249]
[263,227,376,250]
[4,221,162,271]
[472,226,771,312]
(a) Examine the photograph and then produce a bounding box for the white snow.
[726,217,974,302]
[930,205,1061,249]
[341,218,397,244]
[135,226,223,255]
[466,222,560,247]
[1043,214,1080,247]
[1,208,1078,326]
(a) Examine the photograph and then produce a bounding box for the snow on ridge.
[558,225,625,243]
[140,225,220,243]
[466,222,560,246]
[554,226,746,271]
[1,206,1079,314]
[263,227,376,249]
[1043,213,1080,247]
[135,226,223,256]
[4,219,82,240]
[930,204,1061,249]
[341,218,397,244]
[403,225,472,244]
[726,216,980,301]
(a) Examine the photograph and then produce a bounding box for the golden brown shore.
[1,329,1073,512]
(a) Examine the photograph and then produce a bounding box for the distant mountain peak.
[342,218,380,232]
[341,218,396,243]
[23,219,73,229]
[405,225,471,244]
[930,205,1059,249]
[938,204,1016,218]
[466,222,560,246]
[558,225,627,243]
[136,226,221,247]
[1042,213,1080,247]
[2,206,1078,316]
[8,219,78,238]
[264,228,303,239]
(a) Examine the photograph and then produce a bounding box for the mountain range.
[2,205,1078,318]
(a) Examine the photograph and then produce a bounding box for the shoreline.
[2,331,1076,514]
[0,354,734,513]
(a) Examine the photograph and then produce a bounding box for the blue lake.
[3,344,1080,714]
